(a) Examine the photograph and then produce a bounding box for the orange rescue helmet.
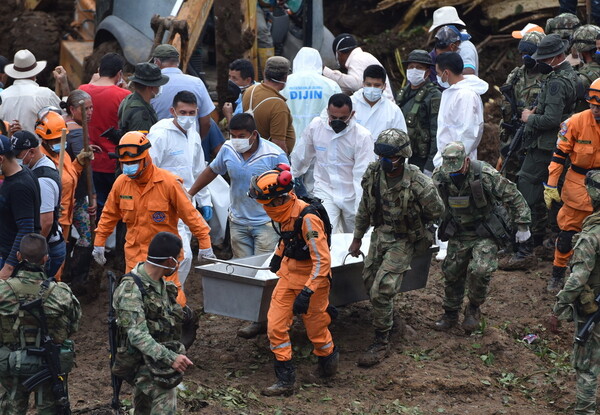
[116,131,152,162]
[587,78,600,105]
[35,111,66,141]
[248,163,293,204]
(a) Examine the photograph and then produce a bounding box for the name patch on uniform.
[152,212,166,223]
[120,195,133,200]
[306,230,319,240]
[169,150,184,156]
[315,146,326,151]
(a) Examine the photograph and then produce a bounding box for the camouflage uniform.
[113,262,184,415]
[118,91,159,133]
[572,25,600,113]
[554,170,600,415]
[433,142,531,330]
[0,264,81,415]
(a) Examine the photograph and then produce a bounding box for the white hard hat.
[429,6,466,33]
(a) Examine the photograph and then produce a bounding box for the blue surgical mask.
[51,143,61,153]
[594,51,600,64]
[122,163,140,177]
[363,86,383,102]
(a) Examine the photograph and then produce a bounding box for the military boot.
[547,266,567,293]
[462,303,481,334]
[357,330,390,368]
[237,321,267,339]
[433,310,458,331]
[317,346,339,377]
[181,306,199,350]
[498,240,537,271]
[262,360,296,397]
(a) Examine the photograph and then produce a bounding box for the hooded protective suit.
[351,88,407,143]
[433,75,488,167]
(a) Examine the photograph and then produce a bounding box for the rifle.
[20,297,71,415]
[575,293,600,344]
[499,84,524,175]
[108,271,123,413]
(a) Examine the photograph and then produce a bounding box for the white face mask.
[436,73,450,89]
[230,137,253,153]
[154,85,163,98]
[176,115,195,130]
[363,86,383,102]
[407,68,426,86]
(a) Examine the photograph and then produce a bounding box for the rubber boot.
[317,346,339,377]
[547,266,566,293]
[237,321,267,339]
[357,330,390,368]
[462,303,481,334]
[434,310,458,331]
[69,246,93,297]
[498,239,537,271]
[262,360,296,397]
[181,306,199,350]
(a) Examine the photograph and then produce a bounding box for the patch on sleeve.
[306,230,319,240]
[549,82,559,96]
[559,121,568,136]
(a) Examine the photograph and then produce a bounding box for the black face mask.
[380,157,401,173]
[537,61,554,75]
[523,55,537,70]
[449,172,466,187]
[330,119,347,134]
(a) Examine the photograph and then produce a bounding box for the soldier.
[546,12,582,67]
[497,29,545,184]
[511,34,578,263]
[348,129,444,367]
[433,142,531,333]
[112,231,192,414]
[544,79,600,292]
[118,63,168,133]
[572,24,600,112]
[554,170,600,415]
[0,233,81,414]
[396,50,441,174]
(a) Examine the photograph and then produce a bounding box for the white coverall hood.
[448,74,489,95]
[292,47,323,75]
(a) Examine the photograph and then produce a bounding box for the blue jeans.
[46,240,66,278]
[229,221,279,259]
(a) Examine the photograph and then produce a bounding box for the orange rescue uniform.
[94,163,212,306]
[267,195,334,362]
[548,109,600,267]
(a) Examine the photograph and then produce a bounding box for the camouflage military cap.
[572,24,600,52]
[441,141,466,173]
[374,128,412,158]
[545,13,581,39]
[585,170,600,204]
[518,31,546,55]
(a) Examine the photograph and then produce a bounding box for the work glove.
[199,206,213,222]
[269,254,282,273]
[543,183,561,209]
[293,287,313,315]
[76,149,94,165]
[580,284,599,315]
[92,246,106,265]
[515,225,531,243]
[198,247,216,261]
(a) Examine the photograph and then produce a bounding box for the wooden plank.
[482,0,561,21]
[172,0,213,70]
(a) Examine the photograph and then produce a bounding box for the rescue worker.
[515,34,578,258]
[554,170,600,415]
[147,90,213,290]
[433,142,532,333]
[351,65,407,142]
[544,79,600,292]
[118,63,168,133]
[396,49,441,174]
[248,166,337,396]
[0,233,81,414]
[92,131,215,308]
[572,24,600,112]
[112,231,192,414]
[497,29,545,184]
[348,129,444,367]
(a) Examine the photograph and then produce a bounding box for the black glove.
[269,254,282,273]
[293,287,313,315]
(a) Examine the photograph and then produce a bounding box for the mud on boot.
[317,346,339,377]
[434,310,458,331]
[357,330,390,368]
[462,303,481,334]
[262,360,296,397]
[547,266,566,294]
[237,321,267,339]
[498,240,537,271]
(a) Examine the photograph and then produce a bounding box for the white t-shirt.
[459,39,479,75]
[32,156,60,214]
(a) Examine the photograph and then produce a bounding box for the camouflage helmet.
[440,141,467,173]
[586,170,600,208]
[572,24,600,52]
[518,31,546,55]
[374,128,412,158]
[545,13,581,40]
[142,340,185,389]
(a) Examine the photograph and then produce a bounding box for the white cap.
[429,6,466,33]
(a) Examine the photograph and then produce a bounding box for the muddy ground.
[66,257,577,415]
